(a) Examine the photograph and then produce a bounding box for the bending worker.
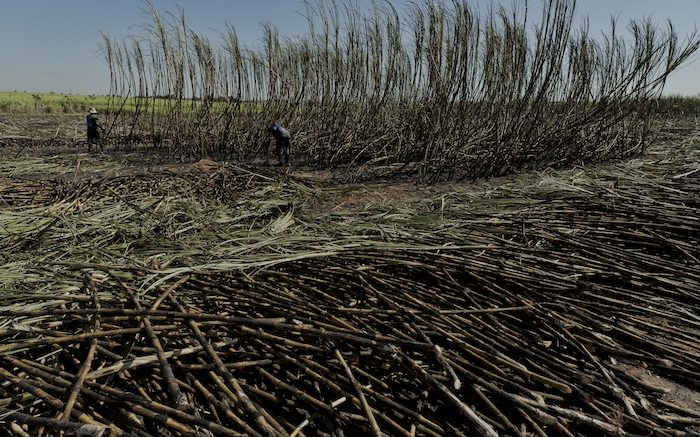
[268,121,291,166]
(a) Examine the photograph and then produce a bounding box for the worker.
[267,122,291,166]
[86,107,103,151]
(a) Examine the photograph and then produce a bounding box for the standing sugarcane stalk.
[98,0,700,179]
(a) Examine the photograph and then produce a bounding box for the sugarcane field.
[1,1,700,436]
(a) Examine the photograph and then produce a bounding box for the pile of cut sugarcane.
[0,147,699,436]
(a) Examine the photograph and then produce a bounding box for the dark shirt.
[269,124,290,141]
[86,114,100,138]
[86,114,99,131]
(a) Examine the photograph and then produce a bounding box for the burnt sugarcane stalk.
[113,276,189,411]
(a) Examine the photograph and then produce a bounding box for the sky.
[1,0,699,96]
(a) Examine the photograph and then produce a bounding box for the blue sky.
[1,0,699,95]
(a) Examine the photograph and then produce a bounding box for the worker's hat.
[88,107,98,114]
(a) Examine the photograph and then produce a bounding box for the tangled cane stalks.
[1,134,699,435]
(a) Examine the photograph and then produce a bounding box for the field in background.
[655,95,700,116]
[5,90,700,116]
[0,91,111,114]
